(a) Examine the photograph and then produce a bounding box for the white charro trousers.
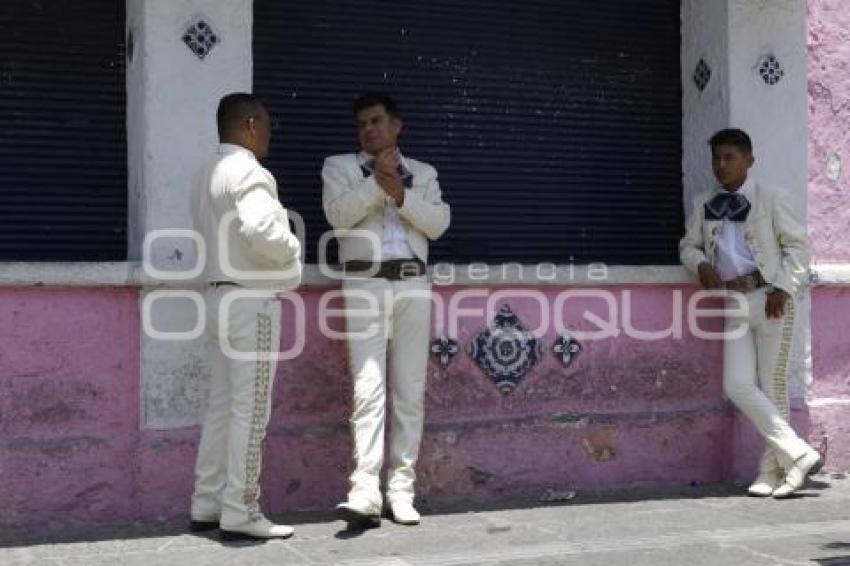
[342,275,431,510]
[191,286,282,527]
[723,287,813,474]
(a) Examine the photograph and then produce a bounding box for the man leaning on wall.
[188,93,302,540]
[680,128,820,499]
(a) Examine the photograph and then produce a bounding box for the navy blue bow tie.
[361,160,413,188]
[704,191,750,221]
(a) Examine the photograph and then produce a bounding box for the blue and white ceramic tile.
[693,58,712,92]
[758,54,784,86]
[468,305,542,395]
[430,335,459,368]
[182,17,219,60]
[552,334,582,368]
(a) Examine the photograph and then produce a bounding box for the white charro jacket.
[679,180,809,296]
[192,143,301,289]
[321,152,451,263]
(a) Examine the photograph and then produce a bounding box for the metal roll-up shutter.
[254,0,681,264]
[0,0,126,261]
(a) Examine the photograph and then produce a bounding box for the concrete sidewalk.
[1,474,849,566]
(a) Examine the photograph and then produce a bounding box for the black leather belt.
[724,270,767,293]
[343,259,426,281]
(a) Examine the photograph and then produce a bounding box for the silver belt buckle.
[398,261,421,279]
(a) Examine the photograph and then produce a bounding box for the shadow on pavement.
[813,541,850,565]
[0,478,834,549]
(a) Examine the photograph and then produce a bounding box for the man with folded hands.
[322,92,450,527]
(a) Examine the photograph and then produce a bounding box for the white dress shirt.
[714,178,758,281]
[357,152,416,260]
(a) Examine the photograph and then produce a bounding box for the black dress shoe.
[189,519,220,532]
[335,503,380,529]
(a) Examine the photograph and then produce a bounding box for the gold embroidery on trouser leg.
[770,300,796,421]
[243,313,273,505]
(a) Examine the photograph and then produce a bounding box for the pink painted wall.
[263,285,732,515]
[141,284,833,521]
[1,285,747,529]
[808,0,850,262]
[0,282,834,529]
[113,285,751,523]
[134,299,845,523]
[805,0,850,474]
[810,287,850,470]
[0,288,140,528]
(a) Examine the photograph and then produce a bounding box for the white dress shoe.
[386,500,420,525]
[336,500,381,529]
[747,469,783,497]
[773,450,822,499]
[219,515,294,541]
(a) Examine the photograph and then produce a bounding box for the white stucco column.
[728,0,811,399]
[126,0,253,428]
[728,0,808,209]
[681,0,730,215]
[681,0,811,398]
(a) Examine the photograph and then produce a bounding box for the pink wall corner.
[811,287,850,398]
[0,287,140,528]
[807,0,850,474]
[808,0,850,262]
[810,287,850,471]
[809,404,850,473]
[807,0,850,473]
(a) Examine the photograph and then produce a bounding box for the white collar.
[218,143,257,160]
[357,149,409,170]
[714,176,755,198]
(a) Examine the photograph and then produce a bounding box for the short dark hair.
[709,128,753,154]
[352,92,400,118]
[217,92,264,139]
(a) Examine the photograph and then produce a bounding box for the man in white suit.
[189,93,301,540]
[322,93,450,527]
[680,128,820,498]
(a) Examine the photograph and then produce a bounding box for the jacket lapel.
[743,182,763,234]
